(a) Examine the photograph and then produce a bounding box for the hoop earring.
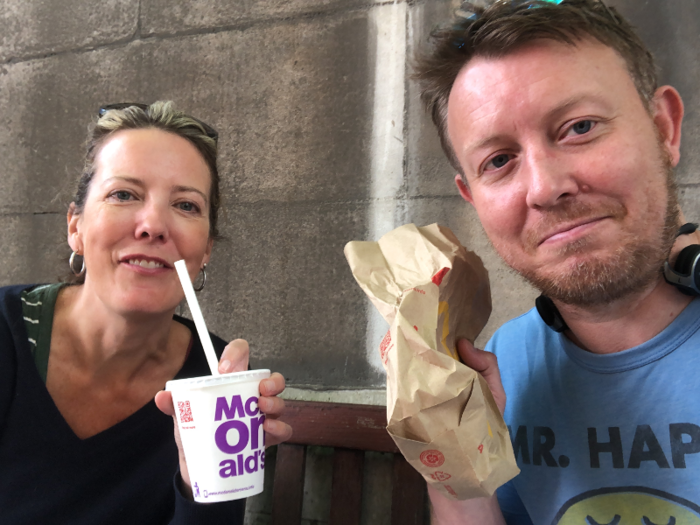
[69,251,85,277]
[194,264,207,292]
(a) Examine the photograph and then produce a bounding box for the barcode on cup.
[177,400,193,423]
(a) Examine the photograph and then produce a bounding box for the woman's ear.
[67,203,83,254]
[202,238,214,267]
[652,85,684,167]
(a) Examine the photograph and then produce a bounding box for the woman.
[0,102,292,524]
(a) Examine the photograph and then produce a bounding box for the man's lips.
[536,216,610,246]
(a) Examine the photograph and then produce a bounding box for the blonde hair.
[68,101,221,283]
[72,101,220,238]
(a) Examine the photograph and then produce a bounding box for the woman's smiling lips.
[120,255,172,272]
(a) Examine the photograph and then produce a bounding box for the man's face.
[446,38,681,306]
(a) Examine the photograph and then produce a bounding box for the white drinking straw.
[174,259,220,376]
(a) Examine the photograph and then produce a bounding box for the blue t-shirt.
[487,298,700,525]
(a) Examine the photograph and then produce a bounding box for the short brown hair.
[414,0,657,174]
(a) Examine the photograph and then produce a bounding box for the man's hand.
[427,340,508,523]
[456,339,506,415]
[429,486,506,525]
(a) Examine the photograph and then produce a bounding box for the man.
[415,0,700,523]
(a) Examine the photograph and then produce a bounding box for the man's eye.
[486,153,512,170]
[571,120,593,135]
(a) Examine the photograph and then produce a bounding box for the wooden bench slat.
[279,400,398,453]
[391,454,426,525]
[272,400,428,524]
[271,443,307,525]
[329,448,364,525]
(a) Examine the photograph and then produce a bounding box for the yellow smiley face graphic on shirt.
[554,488,700,525]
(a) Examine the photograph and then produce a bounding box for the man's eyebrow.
[465,94,612,155]
[543,94,611,121]
[467,135,511,156]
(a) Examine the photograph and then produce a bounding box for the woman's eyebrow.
[103,175,144,186]
[173,185,209,204]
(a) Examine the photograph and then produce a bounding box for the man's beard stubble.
[507,158,680,308]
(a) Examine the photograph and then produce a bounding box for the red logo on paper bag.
[431,268,450,286]
[430,471,451,482]
[478,444,484,454]
[420,450,445,468]
[379,330,392,364]
[444,485,457,497]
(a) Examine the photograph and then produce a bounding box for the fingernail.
[259,398,270,412]
[220,360,232,373]
[260,380,270,395]
[266,420,277,431]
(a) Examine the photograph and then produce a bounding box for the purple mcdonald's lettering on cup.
[215,420,250,454]
[245,396,259,416]
[215,395,246,421]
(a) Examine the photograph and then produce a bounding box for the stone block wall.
[2,0,699,522]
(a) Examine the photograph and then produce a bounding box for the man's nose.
[135,201,169,241]
[523,149,580,209]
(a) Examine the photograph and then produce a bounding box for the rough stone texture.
[281,387,386,406]
[608,0,700,186]
[141,0,390,36]
[406,0,461,200]
[679,186,700,224]
[135,13,375,205]
[199,200,382,389]
[0,0,138,62]
[0,213,68,287]
[2,0,699,418]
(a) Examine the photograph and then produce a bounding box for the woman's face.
[68,128,214,316]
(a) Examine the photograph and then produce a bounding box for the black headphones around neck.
[537,222,700,333]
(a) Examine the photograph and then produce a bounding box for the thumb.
[154,390,175,416]
[456,339,506,415]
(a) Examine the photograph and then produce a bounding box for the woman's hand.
[154,338,293,498]
[216,339,293,448]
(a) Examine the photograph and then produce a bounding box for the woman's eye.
[570,120,594,135]
[177,202,200,213]
[112,190,133,201]
[484,153,512,171]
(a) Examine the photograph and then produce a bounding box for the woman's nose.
[523,150,580,209]
[134,201,169,241]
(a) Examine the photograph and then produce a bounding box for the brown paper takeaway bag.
[344,223,519,499]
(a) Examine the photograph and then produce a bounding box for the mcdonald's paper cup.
[166,369,271,502]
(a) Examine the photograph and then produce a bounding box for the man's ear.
[67,202,82,254]
[455,174,474,205]
[652,85,684,167]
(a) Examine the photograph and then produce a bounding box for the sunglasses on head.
[453,0,614,49]
[98,102,219,143]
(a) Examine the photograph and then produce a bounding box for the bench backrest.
[273,400,427,525]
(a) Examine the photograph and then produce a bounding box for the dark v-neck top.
[0,284,245,525]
